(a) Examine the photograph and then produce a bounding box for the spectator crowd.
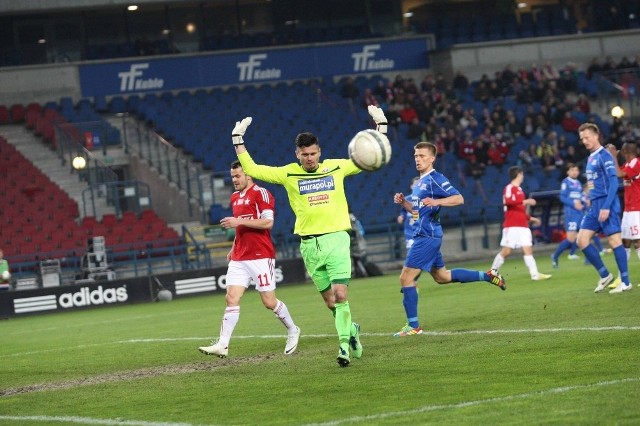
[343,54,640,191]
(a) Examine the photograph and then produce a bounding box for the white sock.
[635,247,640,261]
[626,248,631,261]
[492,253,505,270]
[218,306,240,347]
[272,299,296,333]
[524,255,539,278]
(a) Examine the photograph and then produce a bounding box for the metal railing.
[595,69,640,120]
[55,121,120,186]
[81,180,152,218]
[120,114,218,222]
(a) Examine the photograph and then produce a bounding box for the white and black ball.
[348,129,392,172]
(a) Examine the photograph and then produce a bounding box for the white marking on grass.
[119,325,640,343]
[0,343,115,358]
[2,326,638,358]
[302,377,640,426]
[0,415,205,426]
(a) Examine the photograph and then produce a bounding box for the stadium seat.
[9,104,26,122]
[0,105,9,124]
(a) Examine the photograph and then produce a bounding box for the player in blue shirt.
[551,163,586,266]
[577,123,630,293]
[397,177,421,286]
[551,165,606,267]
[392,142,506,337]
[581,183,607,266]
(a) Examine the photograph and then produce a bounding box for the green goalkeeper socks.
[334,301,352,347]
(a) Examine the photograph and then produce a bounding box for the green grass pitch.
[1,255,639,425]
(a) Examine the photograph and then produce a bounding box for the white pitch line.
[120,325,640,343]
[301,377,640,426]
[5,377,636,426]
[2,326,639,358]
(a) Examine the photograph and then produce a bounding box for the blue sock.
[592,235,604,252]
[613,245,630,284]
[401,286,419,328]
[553,239,572,260]
[451,268,484,283]
[582,244,609,278]
[569,241,578,256]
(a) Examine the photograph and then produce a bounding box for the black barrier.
[0,258,307,318]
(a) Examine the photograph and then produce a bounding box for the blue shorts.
[564,211,583,232]
[580,197,622,236]
[405,235,445,271]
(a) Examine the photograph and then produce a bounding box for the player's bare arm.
[606,144,627,178]
[598,209,610,222]
[394,193,413,213]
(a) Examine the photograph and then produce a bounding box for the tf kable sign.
[79,37,430,97]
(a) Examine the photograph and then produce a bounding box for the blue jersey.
[411,169,461,239]
[560,177,584,224]
[400,194,419,242]
[585,147,618,207]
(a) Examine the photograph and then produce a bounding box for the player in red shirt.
[199,161,300,357]
[490,166,552,280]
[608,142,640,286]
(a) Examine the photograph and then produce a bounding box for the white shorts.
[226,258,276,292]
[500,227,533,249]
[621,211,640,240]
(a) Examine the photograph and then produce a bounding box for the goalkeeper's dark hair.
[295,132,320,148]
[508,165,523,181]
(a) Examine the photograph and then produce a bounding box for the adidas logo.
[58,285,128,308]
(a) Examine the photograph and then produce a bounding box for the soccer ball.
[1,270,10,281]
[348,129,392,172]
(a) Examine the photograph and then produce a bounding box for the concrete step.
[4,124,116,219]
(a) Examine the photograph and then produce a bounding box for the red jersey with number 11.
[230,183,276,261]
[502,183,529,227]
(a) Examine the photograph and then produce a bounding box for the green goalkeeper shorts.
[300,231,351,292]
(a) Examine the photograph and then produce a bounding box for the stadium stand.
[0,132,182,276]
[1,0,637,283]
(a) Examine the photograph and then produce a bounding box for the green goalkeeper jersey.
[238,151,361,236]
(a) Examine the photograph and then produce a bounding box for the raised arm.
[606,144,626,178]
[232,117,252,156]
[230,117,284,184]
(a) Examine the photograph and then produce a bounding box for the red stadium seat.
[81,216,97,229]
[9,104,26,123]
[0,105,9,124]
[101,213,117,228]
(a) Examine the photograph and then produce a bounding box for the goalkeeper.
[231,106,387,367]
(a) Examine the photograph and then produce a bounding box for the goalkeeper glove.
[368,105,388,134]
[232,117,252,145]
